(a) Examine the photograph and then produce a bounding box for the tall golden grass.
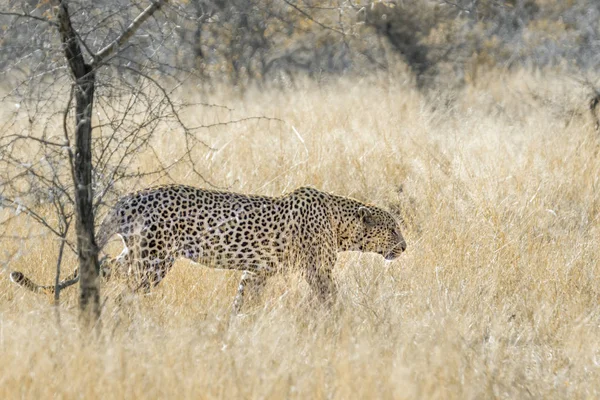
[1,71,599,399]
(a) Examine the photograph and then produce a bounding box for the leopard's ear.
[357,207,375,227]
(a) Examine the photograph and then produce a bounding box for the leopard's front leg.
[231,271,269,315]
[304,250,338,306]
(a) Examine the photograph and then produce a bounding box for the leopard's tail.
[10,268,80,294]
[10,206,121,295]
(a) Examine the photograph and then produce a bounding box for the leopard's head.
[355,206,406,260]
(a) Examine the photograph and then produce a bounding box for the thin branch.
[63,84,77,192]
[281,0,345,36]
[121,64,216,150]
[0,11,58,26]
[0,197,65,240]
[54,218,71,305]
[2,134,66,148]
[187,116,286,131]
[94,0,169,65]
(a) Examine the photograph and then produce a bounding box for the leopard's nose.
[399,240,407,252]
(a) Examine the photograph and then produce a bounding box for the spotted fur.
[11,185,406,313]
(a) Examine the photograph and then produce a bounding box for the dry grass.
[1,71,600,399]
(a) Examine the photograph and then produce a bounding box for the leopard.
[10,185,407,313]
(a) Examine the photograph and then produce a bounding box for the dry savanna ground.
[1,72,600,399]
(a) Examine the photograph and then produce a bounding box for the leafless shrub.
[0,0,282,324]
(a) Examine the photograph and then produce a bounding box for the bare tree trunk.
[57,0,100,323]
[3,1,173,319]
[73,68,100,322]
[55,0,169,324]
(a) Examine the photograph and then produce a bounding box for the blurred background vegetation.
[2,0,600,92]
